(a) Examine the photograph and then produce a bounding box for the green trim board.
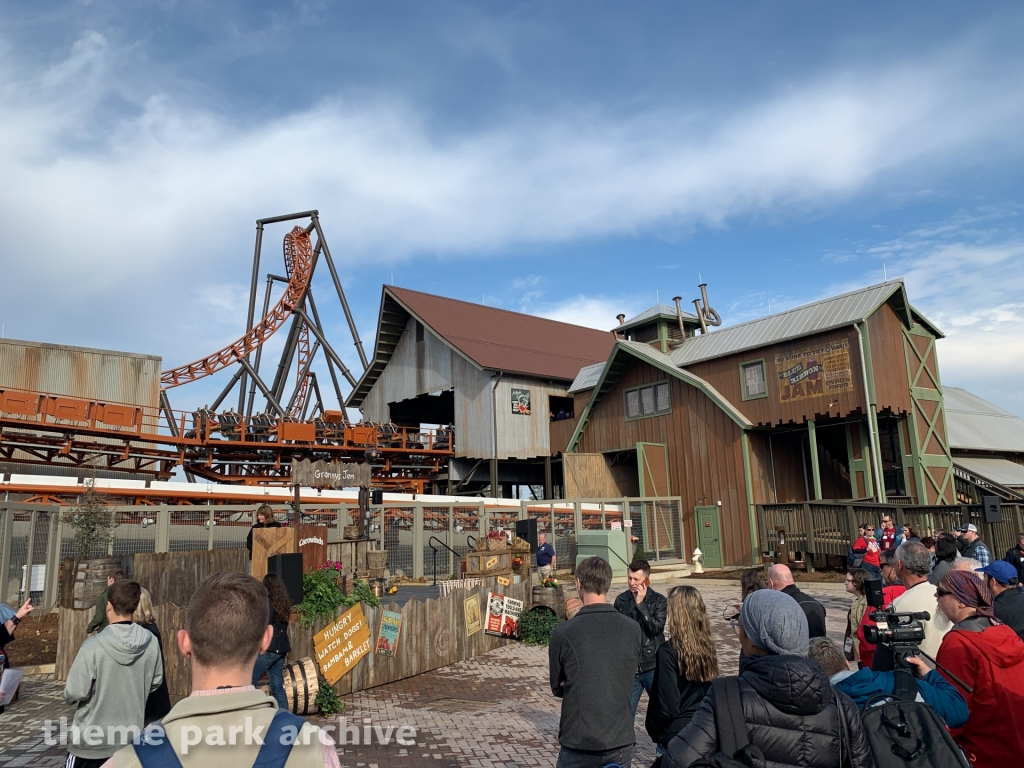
[566,340,752,453]
[858,320,887,503]
[902,323,954,504]
[807,420,822,500]
[844,420,874,499]
[741,432,759,565]
[739,358,769,401]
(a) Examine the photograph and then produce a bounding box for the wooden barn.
[557,280,956,566]
[346,286,616,496]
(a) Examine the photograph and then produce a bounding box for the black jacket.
[549,602,641,751]
[140,622,172,724]
[265,600,292,656]
[614,587,668,673]
[246,521,281,555]
[645,642,711,747]
[664,655,873,768]
[781,584,827,639]
[994,588,1024,641]
[1006,546,1024,584]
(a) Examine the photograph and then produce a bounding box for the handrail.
[428,535,461,586]
[466,535,476,549]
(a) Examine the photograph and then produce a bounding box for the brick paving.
[0,581,851,768]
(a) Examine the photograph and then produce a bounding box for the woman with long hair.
[133,587,172,723]
[740,569,767,601]
[929,533,959,585]
[646,586,719,753]
[843,568,870,662]
[252,573,292,710]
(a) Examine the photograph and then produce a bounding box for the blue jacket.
[831,668,968,728]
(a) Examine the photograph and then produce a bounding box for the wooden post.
[544,455,553,500]
[846,505,858,554]
[808,420,822,501]
[803,503,816,572]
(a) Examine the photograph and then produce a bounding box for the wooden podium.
[252,525,328,582]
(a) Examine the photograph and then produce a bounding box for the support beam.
[311,216,369,370]
[490,459,500,498]
[807,420,823,500]
[544,455,553,500]
[237,356,287,417]
[285,340,321,413]
[159,391,195,482]
[211,367,245,412]
[741,432,760,566]
[306,291,348,408]
[246,274,277,417]
[293,307,358,387]
[856,322,884,503]
[239,222,265,413]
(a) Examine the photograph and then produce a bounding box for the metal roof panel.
[944,386,1024,452]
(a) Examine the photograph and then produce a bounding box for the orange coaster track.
[160,226,314,388]
[0,385,451,492]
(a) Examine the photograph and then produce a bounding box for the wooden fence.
[57,576,530,700]
[757,502,1024,565]
[133,549,250,607]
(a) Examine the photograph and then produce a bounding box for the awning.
[954,456,1024,489]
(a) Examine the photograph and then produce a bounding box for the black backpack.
[861,670,970,768]
[689,677,766,768]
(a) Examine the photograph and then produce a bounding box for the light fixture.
[141,517,155,528]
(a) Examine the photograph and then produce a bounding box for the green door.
[695,506,722,569]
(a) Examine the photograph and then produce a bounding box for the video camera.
[862,578,930,663]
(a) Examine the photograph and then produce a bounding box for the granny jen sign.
[292,459,372,489]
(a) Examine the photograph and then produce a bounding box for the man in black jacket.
[1006,533,1024,586]
[978,561,1024,639]
[550,557,641,768]
[767,563,826,638]
[614,559,668,719]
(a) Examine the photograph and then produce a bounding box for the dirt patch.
[4,611,59,666]
[686,568,846,584]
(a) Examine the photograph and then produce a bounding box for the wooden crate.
[465,550,511,576]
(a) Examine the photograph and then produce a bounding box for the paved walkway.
[0,582,851,768]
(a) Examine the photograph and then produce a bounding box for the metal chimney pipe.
[693,299,709,334]
[672,297,687,346]
[616,314,626,325]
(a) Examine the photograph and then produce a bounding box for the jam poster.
[485,592,523,639]
[464,594,482,637]
[375,610,403,656]
[774,340,853,403]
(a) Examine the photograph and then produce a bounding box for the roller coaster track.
[160,226,314,388]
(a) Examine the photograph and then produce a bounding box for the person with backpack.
[105,571,337,767]
[935,570,1024,766]
[663,589,872,768]
[806,637,968,728]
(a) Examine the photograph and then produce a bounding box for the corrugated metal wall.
[0,338,161,408]
[362,319,454,422]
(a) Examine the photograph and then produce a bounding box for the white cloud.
[533,294,647,331]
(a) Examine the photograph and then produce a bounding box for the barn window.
[625,381,671,421]
[740,359,767,400]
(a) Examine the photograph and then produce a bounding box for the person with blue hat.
[977,560,1024,639]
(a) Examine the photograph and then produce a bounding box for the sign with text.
[464,595,482,637]
[511,388,531,416]
[292,459,372,489]
[485,592,523,640]
[313,604,372,685]
[774,340,853,404]
[375,610,402,656]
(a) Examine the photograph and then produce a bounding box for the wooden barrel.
[366,550,388,570]
[283,657,320,715]
[531,585,566,619]
[71,558,122,611]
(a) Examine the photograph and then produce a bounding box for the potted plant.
[63,474,122,609]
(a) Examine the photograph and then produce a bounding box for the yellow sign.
[464,595,482,637]
[313,604,372,685]
[486,556,498,569]
[496,576,510,586]
[774,340,853,403]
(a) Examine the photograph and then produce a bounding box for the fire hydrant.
[693,547,704,574]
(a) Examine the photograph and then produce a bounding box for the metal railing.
[1,495,684,611]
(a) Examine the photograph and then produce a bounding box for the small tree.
[64,475,116,557]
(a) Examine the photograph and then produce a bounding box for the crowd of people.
[549,522,1024,768]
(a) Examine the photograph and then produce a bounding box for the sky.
[1,2,1023,420]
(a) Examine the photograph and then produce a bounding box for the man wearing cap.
[959,524,991,567]
[978,561,1024,639]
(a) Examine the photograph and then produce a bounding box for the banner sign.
[375,610,403,656]
[464,595,482,637]
[292,459,372,489]
[313,604,371,684]
[774,340,854,403]
[511,388,531,416]
[485,592,523,639]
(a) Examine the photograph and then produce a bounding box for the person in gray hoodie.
[63,580,163,768]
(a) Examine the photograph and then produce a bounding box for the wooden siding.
[575,359,753,566]
[361,319,569,460]
[563,453,635,497]
[682,326,868,427]
[866,301,913,416]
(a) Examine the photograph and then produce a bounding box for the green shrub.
[633,543,647,562]
[296,568,381,627]
[315,684,344,716]
[519,608,561,646]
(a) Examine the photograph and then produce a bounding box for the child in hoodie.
[63,580,163,768]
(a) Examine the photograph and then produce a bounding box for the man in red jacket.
[935,570,1024,765]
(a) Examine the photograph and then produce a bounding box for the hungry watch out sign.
[313,604,372,685]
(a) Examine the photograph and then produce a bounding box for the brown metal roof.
[347,286,616,407]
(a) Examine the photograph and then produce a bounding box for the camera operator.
[807,637,968,728]
[885,541,951,661]
[935,570,1024,765]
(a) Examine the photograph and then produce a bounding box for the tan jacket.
[111,689,329,768]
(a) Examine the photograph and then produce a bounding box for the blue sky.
[1,2,1023,418]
